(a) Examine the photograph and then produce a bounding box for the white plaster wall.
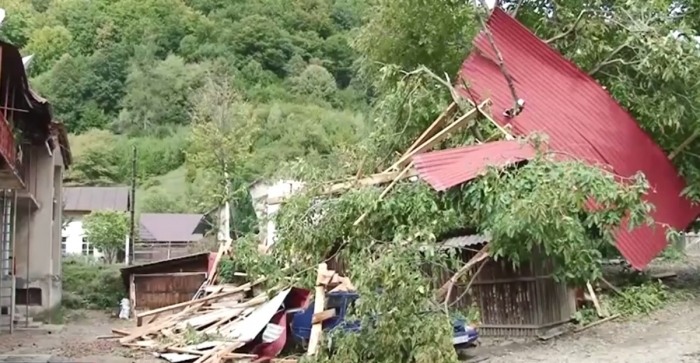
[62,213,103,258]
[249,180,303,247]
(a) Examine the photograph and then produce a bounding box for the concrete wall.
[13,145,64,314]
[248,179,304,247]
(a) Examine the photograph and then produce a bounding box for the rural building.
[120,252,215,311]
[0,39,72,329]
[249,179,303,247]
[62,186,130,257]
[134,213,209,264]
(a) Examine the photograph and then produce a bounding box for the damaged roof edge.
[51,121,72,167]
[0,40,53,144]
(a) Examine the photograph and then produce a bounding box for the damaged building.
[0,40,72,331]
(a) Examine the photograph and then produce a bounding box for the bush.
[62,257,125,310]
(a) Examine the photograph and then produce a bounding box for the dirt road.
[0,310,158,363]
[3,300,700,363]
[476,254,700,363]
[477,298,700,363]
[2,255,700,362]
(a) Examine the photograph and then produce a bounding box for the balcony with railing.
[0,109,22,190]
[0,41,54,210]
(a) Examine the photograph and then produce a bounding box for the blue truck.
[288,291,479,348]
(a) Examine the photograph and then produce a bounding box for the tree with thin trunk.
[83,210,129,263]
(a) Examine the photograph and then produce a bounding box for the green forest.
[4,0,700,233]
[3,0,372,225]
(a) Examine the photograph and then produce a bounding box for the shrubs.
[62,257,125,310]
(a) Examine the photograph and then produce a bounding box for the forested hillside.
[4,0,700,233]
[2,0,371,220]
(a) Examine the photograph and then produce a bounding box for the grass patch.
[62,257,125,310]
[574,279,692,326]
[658,244,686,262]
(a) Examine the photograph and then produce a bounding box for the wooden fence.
[431,245,575,337]
[132,272,207,310]
[328,243,574,337]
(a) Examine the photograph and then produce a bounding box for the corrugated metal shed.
[63,186,130,212]
[139,213,206,242]
[458,8,700,269]
[412,140,535,191]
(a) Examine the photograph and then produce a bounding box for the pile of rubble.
[112,263,355,363]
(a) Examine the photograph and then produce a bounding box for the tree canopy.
[82,210,129,263]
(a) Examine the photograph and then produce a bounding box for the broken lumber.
[307,264,328,356]
[353,163,414,226]
[575,314,620,333]
[385,100,488,170]
[586,282,607,318]
[312,309,336,324]
[384,102,459,172]
[137,278,265,324]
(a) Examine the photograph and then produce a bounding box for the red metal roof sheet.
[457,8,700,269]
[413,140,535,191]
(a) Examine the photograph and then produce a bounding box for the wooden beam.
[266,169,418,205]
[386,100,488,170]
[132,272,207,278]
[353,164,414,226]
[129,273,136,316]
[586,281,607,317]
[307,264,327,356]
[311,309,336,324]
[384,102,459,172]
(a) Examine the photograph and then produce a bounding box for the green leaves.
[355,0,478,77]
[468,151,652,284]
[82,210,130,263]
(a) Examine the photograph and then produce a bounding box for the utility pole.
[128,146,137,265]
[218,167,232,245]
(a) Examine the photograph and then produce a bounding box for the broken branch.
[589,42,631,76]
[473,1,521,114]
[669,129,700,160]
[546,10,588,44]
[436,243,490,302]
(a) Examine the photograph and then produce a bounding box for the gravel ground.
[2,254,700,363]
[0,310,159,363]
[475,298,700,363]
[468,253,700,363]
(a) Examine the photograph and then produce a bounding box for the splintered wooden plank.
[312,309,336,324]
[385,102,459,173]
[386,101,487,170]
[307,264,327,356]
[136,281,261,322]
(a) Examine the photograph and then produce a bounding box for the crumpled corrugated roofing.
[457,8,700,269]
[439,234,492,249]
[412,140,536,191]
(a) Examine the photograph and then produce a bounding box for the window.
[61,236,67,255]
[15,288,42,306]
[81,237,93,256]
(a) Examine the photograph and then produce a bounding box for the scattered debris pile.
[112,277,301,362]
[112,262,358,363]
